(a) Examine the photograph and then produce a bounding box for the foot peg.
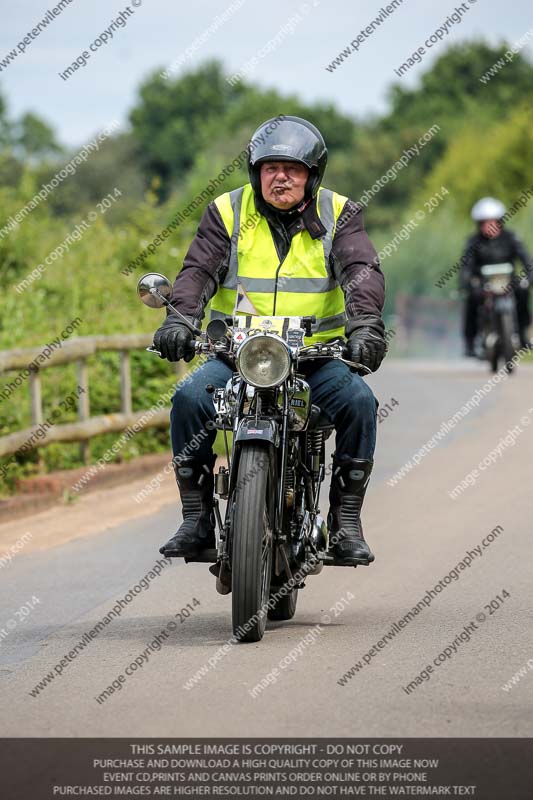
[183,548,218,563]
[322,552,373,568]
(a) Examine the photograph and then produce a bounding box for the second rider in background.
[460,196,533,357]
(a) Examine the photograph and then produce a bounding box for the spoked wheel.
[231,443,274,642]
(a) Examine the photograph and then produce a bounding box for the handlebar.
[147,329,372,374]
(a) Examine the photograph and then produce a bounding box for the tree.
[129,60,248,193]
[0,93,62,183]
[419,104,533,216]
[0,89,11,148]
[385,41,533,134]
[14,112,63,160]
[129,60,360,198]
[41,133,146,220]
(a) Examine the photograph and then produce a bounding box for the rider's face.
[480,219,502,238]
[260,161,309,210]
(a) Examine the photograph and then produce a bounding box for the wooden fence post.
[119,351,132,415]
[29,369,45,473]
[77,358,90,464]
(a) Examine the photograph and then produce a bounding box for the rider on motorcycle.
[153,116,387,566]
[460,197,533,356]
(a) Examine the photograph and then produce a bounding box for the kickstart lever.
[301,315,317,337]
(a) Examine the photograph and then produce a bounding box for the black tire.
[499,312,516,373]
[489,344,498,373]
[267,587,298,621]
[231,443,274,643]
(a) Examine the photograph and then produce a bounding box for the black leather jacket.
[459,229,533,290]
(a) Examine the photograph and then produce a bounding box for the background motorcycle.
[475,263,520,373]
[138,272,371,643]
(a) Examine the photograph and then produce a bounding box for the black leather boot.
[328,457,375,565]
[159,455,216,558]
[519,329,531,350]
[464,339,476,358]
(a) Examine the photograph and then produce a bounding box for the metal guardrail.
[0,335,182,463]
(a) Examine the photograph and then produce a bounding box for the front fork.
[215,384,288,574]
[212,384,323,588]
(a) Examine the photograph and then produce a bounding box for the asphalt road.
[1,358,532,737]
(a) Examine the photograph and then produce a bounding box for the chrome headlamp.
[236,333,291,388]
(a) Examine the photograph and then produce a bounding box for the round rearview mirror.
[137,273,172,308]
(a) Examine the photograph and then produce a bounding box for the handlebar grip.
[147,343,199,360]
[340,347,372,375]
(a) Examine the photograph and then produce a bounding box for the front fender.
[235,418,280,447]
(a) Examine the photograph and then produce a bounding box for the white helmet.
[471,197,506,222]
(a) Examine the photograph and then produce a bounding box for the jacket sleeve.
[330,199,385,330]
[511,232,533,283]
[170,202,231,320]
[459,235,478,290]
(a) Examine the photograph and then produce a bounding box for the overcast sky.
[0,0,531,148]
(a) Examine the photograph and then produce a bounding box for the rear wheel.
[267,587,298,621]
[489,344,498,373]
[231,443,274,642]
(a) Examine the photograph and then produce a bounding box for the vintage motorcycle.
[138,273,371,643]
[475,263,520,373]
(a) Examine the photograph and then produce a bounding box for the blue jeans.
[170,357,377,463]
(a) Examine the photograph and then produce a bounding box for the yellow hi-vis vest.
[211,183,348,343]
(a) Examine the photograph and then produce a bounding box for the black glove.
[468,276,484,301]
[153,315,196,362]
[345,315,387,373]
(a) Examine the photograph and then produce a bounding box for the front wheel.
[231,443,274,642]
[499,311,516,373]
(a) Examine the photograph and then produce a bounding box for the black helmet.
[247,115,328,203]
